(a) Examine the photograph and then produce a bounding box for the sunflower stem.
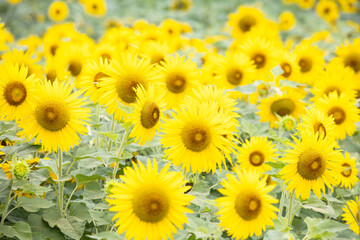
[63,184,78,214]
[287,190,295,227]
[57,150,64,217]
[278,183,286,217]
[0,179,13,227]
[95,104,100,148]
[112,126,131,179]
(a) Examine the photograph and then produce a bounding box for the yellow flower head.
[83,0,107,17]
[342,197,360,234]
[279,11,296,31]
[316,0,339,25]
[48,1,69,22]
[335,152,359,189]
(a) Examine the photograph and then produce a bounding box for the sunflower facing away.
[238,136,278,174]
[161,102,238,173]
[0,63,38,121]
[335,152,359,189]
[18,80,90,153]
[106,159,194,240]
[315,92,360,140]
[128,84,165,145]
[216,168,278,240]
[342,197,360,234]
[280,131,341,199]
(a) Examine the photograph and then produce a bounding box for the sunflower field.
[0,0,360,239]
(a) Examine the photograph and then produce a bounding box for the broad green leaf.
[99,131,119,142]
[0,221,32,240]
[83,181,105,200]
[18,196,55,212]
[56,216,85,240]
[42,208,62,228]
[264,230,293,240]
[28,214,64,240]
[89,210,114,225]
[72,167,112,184]
[69,202,92,222]
[304,217,349,240]
[87,232,125,240]
[302,196,336,217]
[271,64,284,79]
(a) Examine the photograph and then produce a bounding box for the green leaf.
[28,214,64,240]
[264,230,293,240]
[72,167,112,184]
[0,221,33,240]
[42,208,62,228]
[18,196,55,212]
[271,64,284,79]
[304,217,349,240]
[302,196,336,217]
[87,232,125,240]
[99,131,119,142]
[69,202,92,222]
[116,101,133,114]
[83,181,106,200]
[89,210,114,225]
[56,216,85,240]
[186,215,222,239]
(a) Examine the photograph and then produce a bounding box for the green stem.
[107,115,117,152]
[112,126,131,179]
[0,179,13,227]
[56,150,64,217]
[95,104,100,148]
[278,183,286,218]
[63,184,78,214]
[287,191,295,227]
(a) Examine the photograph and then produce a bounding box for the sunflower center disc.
[101,53,111,60]
[281,62,292,78]
[341,163,352,177]
[226,68,243,85]
[141,101,160,129]
[68,60,82,77]
[116,75,144,104]
[270,98,295,117]
[344,54,360,73]
[298,57,313,73]
[166,74,186,93]
[35,100,70,132]
[133,189,169,223]
[249,151,265,166]
[4,81,27,106]
[238,15,256,32]
[327,106,346,125]
[93,72,108,89]
[297,149,326,180]
[181,121,211,152]
[235,192,262,221]
[252,54,266,69]
[313,122,327,139]
[324,86,341,96]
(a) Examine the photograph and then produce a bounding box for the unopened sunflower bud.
[280,116,297,131]
[104,179,118,195]
[11,160,30,180]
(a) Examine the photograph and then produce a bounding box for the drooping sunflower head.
[257,91,306,128]
[216,168,278,239]
[0,62,38,121]
[128,84,165,145]
[335,152,359,189]
[280,131,341,199]
[18,80,91,153]
[315,91,360,140]
[99,52,159,121]
[106,159,194,240]
[238,136,278,174]
[48,1,69,22]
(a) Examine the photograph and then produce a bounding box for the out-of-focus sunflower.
[128,85,165,145]
[48,1,69,22]
[83,0,107,16]
[157,54,199,109]
[2,49,42,78]
[316,0,339,25]
[139,41,173,65]
[44,58,70,83]
[277,49,300,81]
[93,42,120,62]
[216,169,278,239]
[280,131,341,199]
[213,51,255,89]
[238,136,278,174]
[0,63,38,121]
[257,91,306,128]
[335,152,359,189]
[170,0,192,11]
[279,11,296,31]
[315,92,360,140]
[107,159,194,240]
[18,80,90,153]
[298,0,316,9]
[342,197,360,234]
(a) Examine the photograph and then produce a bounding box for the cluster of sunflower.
[1,0,360,239]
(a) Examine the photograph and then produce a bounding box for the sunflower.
[99,52,159,121]
[170,0,193,11]
[48,1,68,22]
[310,63,357,102]
[157,54,199,109]
[332,38,360,80]
[279,11,296,31]
[83,0,106,16]
[106,159,194,240]
[257,91,306,128]
[161,102,237,173]
[93,42,119,61]
[44,58,70,83]
[128,85,165,145]
[293,42,325,85]
[297,107,336,142]
[227,6,266,39]
[18,80,90,153]
[77,58,109,104]
[298,0,316,9]
[280,132,341,199]
[315,92,360,140]
[0,63,38,121]
[139,41,173,65]
[316,0,339,25]
[342,197,360,234]
[216,169,278,240]
[335,152,359,189]
[2,48,42,78]
[238,136,278,174]
[238,36,279,81]
[213,51,256,89]
[277,49,300,81]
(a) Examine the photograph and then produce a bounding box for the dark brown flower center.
[116,74,145,104]
[328,106,346,125]
[238,15,256,32]
[324,86,341,96]
[297,149,326,180]
[93,72,108,89]
[281,62,292,78]
[313,122,327,140]
[226,68,243,85]
[4,81,27,106]
[235,192,262,221]
[181,121,211,152]
[298,57,312,73]
[141,101,160,129]
[344,54,360,73]
[35,100,70,131]
[270,98,295,117]
[341,163,352,177]
[166,73,186,93]
[249,151,265,166]
[252,54,266,69]
[68,60,82,77]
